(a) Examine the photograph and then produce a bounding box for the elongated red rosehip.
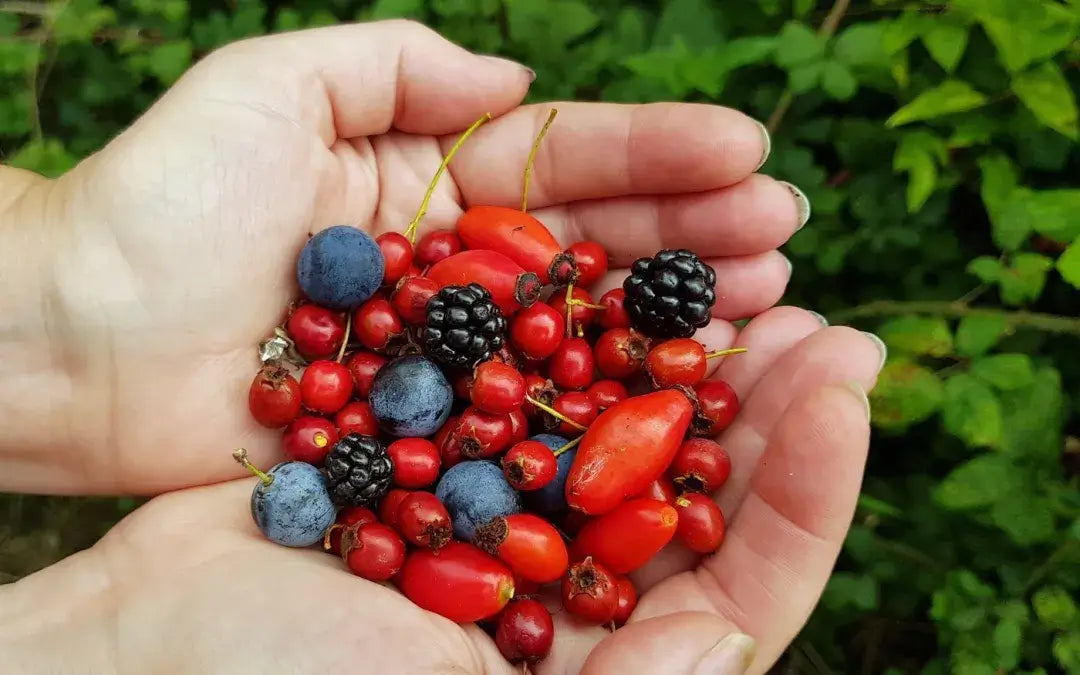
[397,491,452,550]
[471,361,526,415]
[391,275,439,325]
[399,541,515,623]
[457,206,572,285]
[249,366,302,428]
[549,337,594,391]
[496,598,554,664]
[549,391,598,435]
[510,302,565,360]
[345,351,386,399]
[386,438,441,488]
[594,328,649,379]
[352,296,404,351]
[561,556,618,624]
[637,476,677,504]
[282,415,338,465]
[379,488,411,531]
[674,493,726,553]
[565,241,608,288]
[286,304,346,360]
[586,379,629,411]
[300,360,353,415]
[325,505,378,555]
[507,408,530,446]
[549,286,601,334]
[692,379,740,436]
[427,250,542,316]
[455,406,513,459]
[503,441,558,491]
[341,522,406,581]
[414,228,462,268]
[669,438,731,493]
[566,389,695,515]
[376,232,414,286]
[612,574,637,626]
[477,513,569,583]
[598,288,630,330]
[334,401,378,436]
[569,498,678,573]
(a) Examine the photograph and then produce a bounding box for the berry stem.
[336,312,352,363]
[522,108,558,212]
[323,523,344,551]
[525,395,588,432]
[232,448,274,486]
[569,299,607,310]
[404,112,493,244]
[705,347,748,360]
[553,435,583,457]
[564,283,574,337]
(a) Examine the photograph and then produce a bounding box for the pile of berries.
[238,111,743,666]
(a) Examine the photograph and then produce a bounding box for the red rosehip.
[471,361,526,415]
[549,337,595,391]
[549,286,601,334]
[376,232,414,286]
[692,379,740,436]
[612,574,637,626]
[510,302,565,360]
[565,241,608,288]
[594,328,649,379]
[427,250,541,316]
[334,401,378,436]
[569,498,679,574]
[669,438,731,493]
[286,304,346,360]
[503,441,558,491]
[341,522,406,581]
[399,541,515,623]
[561,556,619,624]
[433,416,464,469]
[549,391,597,436]
[379,488,412,531]
[645,338,708,388]
[352,296,404,351]
[396,491,452,551]
[477,513,569,584]
[523,375,559,420]
[496,598,554,664]
[248,366,302,428]
[282,415,338,465]
[598,288,630,330]
[344,351,386,399]
[507,408,530,446]
[414,228,462,268]
[325,505,378,555]
[386,438,441,488]
[391,275,439,325]
[637,476,678,504]
[586,379,629,411]
[455,406,513,459]
[299,360,353,415]
[674,493,726,554]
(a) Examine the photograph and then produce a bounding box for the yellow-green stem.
[525,394,588,432]
[705,347,748,359]
[522,108,558,212]
[553,435,583,457]
[336,311,352,363]
[564,283,574,337]
[233,448,273,486]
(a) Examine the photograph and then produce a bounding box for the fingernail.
[779,181,811,229]
[844,381,872,422]
[524,67,537,82]
[862,331,887,370]
[480,54,535,81]
[807,310,828,326]
[694,633,756,675]
[754,119,771,171]
[782,254,793,278]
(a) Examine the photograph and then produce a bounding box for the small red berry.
[561,556,619,624]
[471,361,526,415]
[586,379,628,411]
[414,228,462,268]
[434,416,464,469]
[612,574,637,626]
[404,263,422,278]
[379,488,412,531]
[692,379,740,436]
[549,286,601,334]
[491,343,526,372]
[598,288,630,330]
[645,338,707,388]
[341,522,406,581]
[503,441,558,491]
[669,438,731,493]
[325,505,378,555]
[299,360,353,415]
[248,366,302,428]
[495,599,555,665]
[569,498,679,574]
[548,337,595,390]
[455,406,513,459]
[510,302,565,360]
[565,241,608,288]
[396,491,452,551]
[386,438,441,488]
[352,296,404,351]
[674,493,726,554]
[477,513,569,584]
[399,541,515,623]
[334,401,378,436]
[594,328,649,379]
[282,415,338,465]
[507,408,530,446]
[376,232,414,286]
[549,391,598,435]
[286,304,346,360]
[391,275,439,325]
[523,375,559,420]
[344,351,386,399]
[637,476,678,504]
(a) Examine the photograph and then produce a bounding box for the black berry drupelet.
[323,433,394,508]
[623,249,716,339]
[422,283,507,369]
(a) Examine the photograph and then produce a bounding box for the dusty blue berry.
[369,355,453,437]
[250,461,336,547]
[435,460,521,541]
[297,225,384,310]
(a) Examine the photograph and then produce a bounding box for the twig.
[0,0,55,16]
[827,301,1080,337]
[1023,539,1078,592]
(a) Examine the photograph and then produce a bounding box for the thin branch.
[828,301,1080,336]
[0,0,55,16]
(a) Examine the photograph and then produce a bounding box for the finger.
[533,174,803,261]
[633,384,871,674]
[443,102,768,210]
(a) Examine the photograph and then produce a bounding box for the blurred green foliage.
[2,0,1079,672]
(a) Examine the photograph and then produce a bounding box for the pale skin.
[0,20,884,674]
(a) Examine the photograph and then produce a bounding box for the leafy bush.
[2,0,1078,672]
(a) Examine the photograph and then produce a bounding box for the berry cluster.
[237,110,744,666]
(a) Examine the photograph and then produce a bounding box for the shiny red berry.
[549,286,601,334]
[282,415,338,465]
[612,574,637,626]
[433,416,464,469]
[586,379,628,411]
[352,296,404,351]
[341,522,406,581]
[510,302,565,360]
[299,360,352,415]
[399,541,515,623]
[414,228,462,268]
[397,491,452,551]
[379,488,412,531]
[561,556,619,624]
[594,328,649,379]
[523,375,559,420]
[549,337,594,390]
[692,379,740,436]
[477,513,569,584]
[598,288,631,330]
[645,338,707,388]
[669,438,731,493]
[565,241,608,288]
[455,406,514,459]
[248,366,302,428]
[549,391,597,435]
[495,598,554,664]
[326,505,378,555]
[334,401,378,436]
[376,232,414,286]
[674,493,726,554]
[637,476,678,504]
[507,408,530,446]
[286,304,346,360]
[503,441,558,490]
[391,275,439,325]
[344,351,386,399]
[471,361,526,415]
[386,438,441,488]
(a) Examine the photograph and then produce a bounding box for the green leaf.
[994,618,1023,670]
[967,256,1004,283]
[1053,632,1080,672]
[955,0,1080,73]
[991,496,1056,546]
[367,0,425,19]
[971,354,1035,390]
[894,131,947,212]
[6,138,78,178]
[506,0,598,50]
[935,453,1020,509]
[788,61,824,93]
[146,41,193,85]
[955,315,1008,357]
[886,80,989,127]
[715,36,776,69]
[1058,237,1080,289]
[652,0,720,50]
[942,373,1003,448]
[869,359,945,430]
[823,572,880,611]
[1012,61,1080,140]
[821,61,857,100]
[833,22,889,68]
[878,315,953,356]
[922,19,969,72]
[774,21,825,69]
[1032,587,1079,630]
[949,117,997,147]
[998,253,1054,305]
[999,367,1066,458]
[882,11,926,55]
[793,0,816,19]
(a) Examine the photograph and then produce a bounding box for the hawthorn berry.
[549,392,598,435]
[334,401,378,437]
[379,488,412,531]
[549,337,594,391]
[674,493,726,554]
[503,441,558,491]
[299,360,353,415]
[286,304,346,360]
[549,286,601,334]
[598,288,630,330]
[612,575,638,626]
[386,438,441,488]
[523,375,559,420]
[495,599,554,664]
[325,505,377,555]
[341,522,406,581]
[397,491,452,550]
[352,296,404,351]
[282,415,338,465]
[376,232,414,286]
[669,438,731,493]
[248,366,302,428]
[455,406,514,459]
[637,476,678,505]
[565,241,608,288]
[471,361,526,415]
[507,408,530,446]
[692,379,739,436]
[586,379,629,411]
[433,416,464,469]
[561,556,619,624]
[414,228,462,268]
[594,328,649,379]
[510,302,565,360]
[391,275,439,325]
[345,351,386,399]
[644,338,707,388]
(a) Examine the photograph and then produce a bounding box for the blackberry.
[623,249,716,339]
[422,283,507,369]
[323,433,394,508]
